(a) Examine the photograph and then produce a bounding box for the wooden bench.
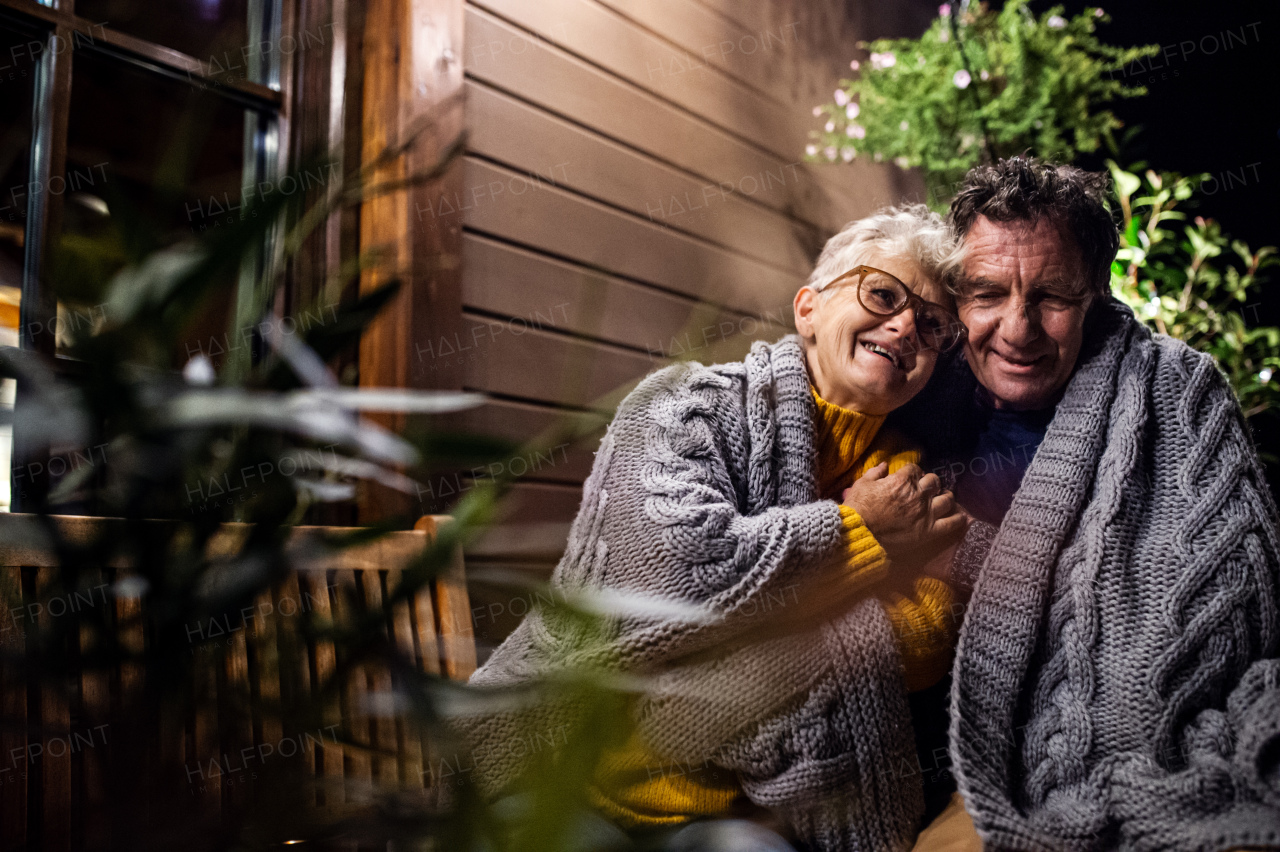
[0,513,475,851]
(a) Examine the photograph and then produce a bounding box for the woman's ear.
[794,287,819,340]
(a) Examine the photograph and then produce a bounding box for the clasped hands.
[842,463,970,582]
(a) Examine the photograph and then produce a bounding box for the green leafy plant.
[806,1,1156,202]
[1109,163,1279,423]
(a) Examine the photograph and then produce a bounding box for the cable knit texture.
[587,389,954,830]
[946,299,1280,851]
[460,336,929,852]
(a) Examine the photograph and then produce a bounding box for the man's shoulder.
[1150,330,1212,366]
[1147,332,1235,401]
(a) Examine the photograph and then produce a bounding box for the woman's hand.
[842,463,969,564]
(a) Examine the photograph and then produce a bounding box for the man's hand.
[842,463,969,564]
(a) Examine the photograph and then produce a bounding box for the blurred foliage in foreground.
[0,99,635,851]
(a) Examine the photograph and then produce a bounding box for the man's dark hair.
[948,156,1119,297]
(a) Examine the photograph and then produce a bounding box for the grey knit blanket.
[947,299,1280,851]
[462,335,927,851]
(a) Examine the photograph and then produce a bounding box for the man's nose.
[998,300,1040,346]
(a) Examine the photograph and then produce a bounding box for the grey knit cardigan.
[464,334,929,851]
[947,299,1280,851]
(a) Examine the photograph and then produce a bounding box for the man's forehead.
[960,216,1083,283]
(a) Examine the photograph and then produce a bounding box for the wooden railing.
[0,513,475,851]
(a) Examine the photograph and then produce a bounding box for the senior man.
[917,157,1280,851]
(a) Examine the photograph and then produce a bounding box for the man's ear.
[794,287,820,340]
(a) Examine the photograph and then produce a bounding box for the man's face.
[794,249,947,416]
[956,216,1094,410]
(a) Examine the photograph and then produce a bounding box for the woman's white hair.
[805,203,964,295]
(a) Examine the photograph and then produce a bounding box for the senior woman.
[459,205,970,852]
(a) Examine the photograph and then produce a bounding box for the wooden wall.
[441,0,932,655]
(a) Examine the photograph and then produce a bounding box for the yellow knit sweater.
[589,388,959,828]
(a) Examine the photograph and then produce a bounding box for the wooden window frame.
[0,0,466,524]
[0,0,298,510]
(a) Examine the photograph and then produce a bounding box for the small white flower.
[894,156,911,169]
[870,51,897,69]
[960,133,976,149]
[812,106,823,117]
[834,89,849,106]
[874,152,884,162]
[806,144,819,156]
[825,120,836,132]
[1260,368,1273,384]
[1048,15,1067,28]
[845,102,860,119]
[953,69,972,89]
[918,55,926,66]
[841,147,857,162]
[939,29,950,42]
[1094,8,1105,17]
[847,123,866,139]
[938,3,951,16]
[899,120,910,131]
[1034,119,1044,129]
[824,146,839,161]
[850,59,860,71]
[980,69,990,80]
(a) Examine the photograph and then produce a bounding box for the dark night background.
[1047,0,1280,488]
[1048,0,1280,327]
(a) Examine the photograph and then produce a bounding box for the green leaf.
[1112,165,1142,201]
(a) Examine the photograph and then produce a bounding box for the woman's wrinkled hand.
[842,462,969,564]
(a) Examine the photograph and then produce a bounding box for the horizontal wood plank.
[593,0,787,102]
[458,309,657,409]
[432,397,607,487]
[583,0,933,231]
[686,0,775,39]
[465,481,582,561]
[468,0,809,161]
[465,80,820,274]
[455,157,804,316]
[488,482,583,526]
[0,515,431,570]
[460,234,793,355]
[463,560,559,662]
[464,522,571,561]
[462,5,844,231]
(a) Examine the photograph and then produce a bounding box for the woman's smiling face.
[794,249,948,416]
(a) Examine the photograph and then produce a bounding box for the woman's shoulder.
[616,354,750,420]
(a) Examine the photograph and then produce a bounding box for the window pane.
[0,27,36,512]
[0,378,12,511]
[74,0,253,75]
[59,51,256,364]
[0,26,36,351]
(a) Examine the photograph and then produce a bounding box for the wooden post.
[358,0,466,523]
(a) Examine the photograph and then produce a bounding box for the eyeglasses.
[823,265,967,354]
